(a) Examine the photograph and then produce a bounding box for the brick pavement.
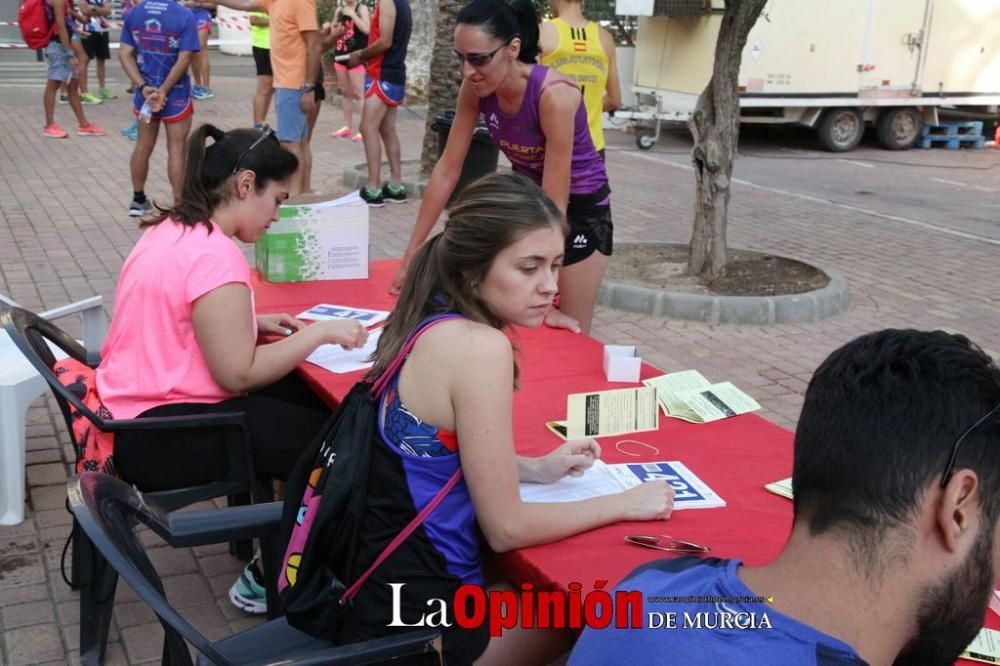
[1,54,998,664]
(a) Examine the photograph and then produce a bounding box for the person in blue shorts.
[119,0,200,214]
[570,329,1000,666]
[182,1,215,99]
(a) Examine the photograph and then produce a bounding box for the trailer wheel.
[636,132,656,150]
[817,108,864,152]
[877,107,923,150]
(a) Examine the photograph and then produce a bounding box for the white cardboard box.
[603,345,642,383]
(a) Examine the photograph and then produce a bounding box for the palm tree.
[420,0,464,177]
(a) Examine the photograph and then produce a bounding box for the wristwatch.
[300,83,316,93]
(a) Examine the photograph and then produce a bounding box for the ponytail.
[456,0,540,65]
[141,123,298,231]
[509,0,540,63]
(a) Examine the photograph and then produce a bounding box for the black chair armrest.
[103,412,249,432]
[272,629,442,666]
[151,502,284,548]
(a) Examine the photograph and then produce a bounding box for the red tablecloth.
[253,262,991,662]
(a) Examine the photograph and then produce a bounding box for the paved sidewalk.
[1,54,998,665]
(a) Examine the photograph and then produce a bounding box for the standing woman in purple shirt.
[392,0,611,335]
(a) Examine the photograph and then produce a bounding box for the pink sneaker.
[77,123,107,136]
[332,125,352,138]
[351,132,363,143]
[43,123,68,139]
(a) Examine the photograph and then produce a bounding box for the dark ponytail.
[456,0,541,65]
[142,123,298,232]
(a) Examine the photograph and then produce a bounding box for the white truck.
[615,0,1000,151]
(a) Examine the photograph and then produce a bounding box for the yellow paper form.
[963,628,1000,664]
[765,477,794,500]
[643,371,761,424]
[565,386,659,439]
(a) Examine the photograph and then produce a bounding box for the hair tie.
[615,440,660,457]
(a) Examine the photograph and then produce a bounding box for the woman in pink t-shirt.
[97,124,366,498]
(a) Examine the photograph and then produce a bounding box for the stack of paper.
[519,459,725,510]
[296,303,389,327]
[643,370,760,424]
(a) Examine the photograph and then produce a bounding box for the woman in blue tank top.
[344,172,675,665]
[393,0,612,337]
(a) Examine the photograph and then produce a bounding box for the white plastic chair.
[0,294,106,526]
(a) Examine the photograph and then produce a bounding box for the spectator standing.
[539,0,620,158]
[329,0,368,141]
[182,0,216,99]
[249,10,273,129]
[118,0,200,212]
[346,0,411,207]
[42,0,106,138]
[78,0,116,103]
[214,0,332,195]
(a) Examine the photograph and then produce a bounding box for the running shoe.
[80,92,103,105]
[253,122,270,131]
[228,557,268,615]
[359,185,384,207]
[332,125,352,138]
[192,85,215,100]
[77,123,106,136]
[42,123,68,138]
[98,88,117,100]
[128,198,152,217]
[351,132,363,143]
[382,182,408,204]
[120,120,138,137]
[58,94,69,105]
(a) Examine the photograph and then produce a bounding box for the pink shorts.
[334,62,365,74]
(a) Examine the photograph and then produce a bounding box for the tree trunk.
[420,0,464,178]
[687,0,766,279]
[405,0,435,104]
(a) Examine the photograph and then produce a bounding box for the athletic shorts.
[131,85,194,124]
[192,7,212,31]
[82,31,110,60]
[334,62,364,74]
[275,88,308,141]
[252,46,272,77]
[364,76,404,107]
[45,42,77,82]
[564,197,613,266]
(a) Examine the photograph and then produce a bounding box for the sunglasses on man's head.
[231,126,277,175]
[625,535,710,555]
[454,38,514,68]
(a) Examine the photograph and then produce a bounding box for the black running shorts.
[564,197,613,267]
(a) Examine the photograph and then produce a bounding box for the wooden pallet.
[918,121,985,150]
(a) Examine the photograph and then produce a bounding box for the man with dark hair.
[570,329,1000,666]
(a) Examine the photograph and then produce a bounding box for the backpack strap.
[371,313,464,398]
[340,466,463,604]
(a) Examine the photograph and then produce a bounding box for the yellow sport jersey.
[250,11,270,50]
[539,18,609,151]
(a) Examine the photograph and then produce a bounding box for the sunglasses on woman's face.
[453,38,513,68]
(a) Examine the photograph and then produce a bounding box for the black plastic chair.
[0,305,273,664]
[67,473,443,665]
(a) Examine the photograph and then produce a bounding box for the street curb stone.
[599,246,850,325]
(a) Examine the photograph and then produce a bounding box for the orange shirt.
[257,0,318,90]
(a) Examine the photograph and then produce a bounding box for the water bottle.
[138,99,153,123]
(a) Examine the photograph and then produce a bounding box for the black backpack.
[276,314,463,638]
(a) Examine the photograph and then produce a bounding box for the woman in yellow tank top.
[539,0,621,155]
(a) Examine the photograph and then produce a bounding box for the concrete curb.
[599,245,850,325]
[342,159,429,198]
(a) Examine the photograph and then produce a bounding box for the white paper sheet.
[304,328,382,374]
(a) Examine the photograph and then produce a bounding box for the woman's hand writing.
[521,439,601,484]
[621,481,675,521]
[319,319,368,349]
